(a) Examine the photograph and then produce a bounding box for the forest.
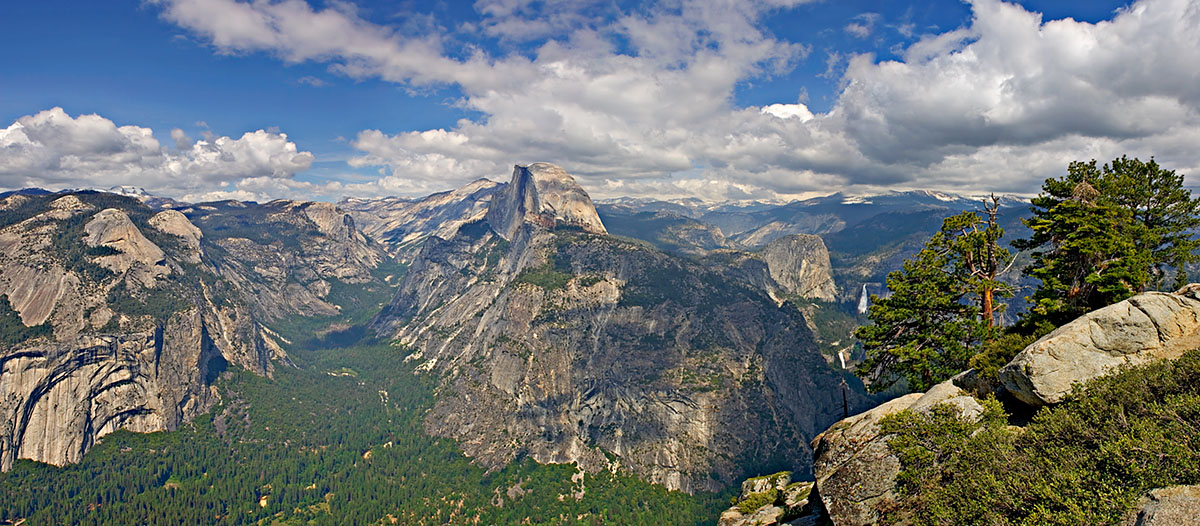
[0,337,729,525]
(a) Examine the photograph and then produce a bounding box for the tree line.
[856,156,1200,392]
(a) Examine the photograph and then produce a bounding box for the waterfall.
[857,284,869,314]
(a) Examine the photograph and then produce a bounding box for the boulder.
[1000,286,1200,406]
[810,380,983,526]
[1125,485,1200,526]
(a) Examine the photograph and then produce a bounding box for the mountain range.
[0,163,1033,495]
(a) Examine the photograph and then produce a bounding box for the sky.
[1,0,1197,203]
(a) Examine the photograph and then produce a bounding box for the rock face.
[760,234,837,301]
[1125,485,1200,526]
[340,179,500,261]
[0,191,388,471]
[180,199,387,321]
[1000,287,1200,406]
[718,471,818,526]
[372,168,865,493]
[809,380,983,526]
[1,310,224,469]
[84,208,169,286]
[485,163,607,240]
[595,204,733,256]
[149,210,203,262]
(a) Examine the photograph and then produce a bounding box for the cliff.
[340,179,500,261]
[371,167,865,493]
[760,234,838,301]
[484,163,607,240]
[0,191,387,471]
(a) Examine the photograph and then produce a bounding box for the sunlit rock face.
[760,234,837,301]
[485,163,607,241]
[340,179,501,261]
[1001,286,1200,407]
[372,165,865,494]
[0,192,387,471]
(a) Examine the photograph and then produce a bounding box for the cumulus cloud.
[0,107,314,199]
[24,0,1200,202]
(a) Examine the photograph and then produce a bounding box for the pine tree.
[1015,157,1199,328]
[855,207,1011,392]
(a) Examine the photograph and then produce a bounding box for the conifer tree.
[1015,157,1200,328]
[855,206,1011,392]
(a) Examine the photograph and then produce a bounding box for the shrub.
[879,350,1200,525]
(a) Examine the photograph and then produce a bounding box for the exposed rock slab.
[485,163,606,240]
[760,234,837,301]
[372,219,866,493]
[149,210,203,262]
[85,208,169,286]
[340,179,500,261]
[1125,485,1200,526]
[1000,287,1200,406]
[1,191,389,471]
[810,380,982,526]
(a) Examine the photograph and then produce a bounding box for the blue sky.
[2,0,1195,202]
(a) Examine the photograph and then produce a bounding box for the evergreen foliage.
[1015,156,1200,328]
[854,208,1011,392]
[878,350,1200,525]
[0,294,51,346]
[0,342,728,525]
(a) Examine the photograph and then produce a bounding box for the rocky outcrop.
[485,163,606,240]
[373,185,866,493]
[1125,485,1200,526]
[149,210,203,262]
[760,235,837,301]
[340,179,500,260]
[85,208,169,286]
[718,472,818,526]
[1,308,224,470]
[1,191,389,471]
[809,380,983,526]
[181,199,388,321]
[372,167,864,493]
[1000,286,1200,406]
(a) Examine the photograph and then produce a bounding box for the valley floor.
[0,338,729,525]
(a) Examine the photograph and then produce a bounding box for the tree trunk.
[982,288,994,327]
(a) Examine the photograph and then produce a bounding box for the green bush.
[968,331,1039,386]
[514,258,573,290]
[736,488,778,514]
[879,350,1200,525]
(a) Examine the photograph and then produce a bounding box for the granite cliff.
[484,163,607,240]
[371,164,867,493]
[760,234,838,302]
[340,179,500,261]
[0,191,387,471]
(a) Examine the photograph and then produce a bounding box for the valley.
[0,164,1040,525]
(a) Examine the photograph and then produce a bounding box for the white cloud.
[297,75,327,87]
[844,13,882,39]
[14,0,1200,203]
[0,107,314,198]
[761,103,815,122]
